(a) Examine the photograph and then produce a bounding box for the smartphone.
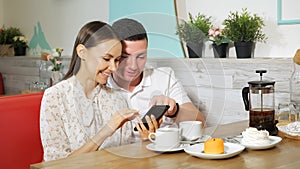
[134,105,170,131]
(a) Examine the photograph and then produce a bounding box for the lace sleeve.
[40,87,71,161]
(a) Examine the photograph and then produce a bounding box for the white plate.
[277,122,300,136]
[180,135,212,144]
[241,136,282,150]
[184,142,245,160]
[146,143,187,152]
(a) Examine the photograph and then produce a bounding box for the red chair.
[0,72,4,95]
[0,92,44,169]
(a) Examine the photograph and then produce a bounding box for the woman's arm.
[68,108,138,157]
[67,123,115,157]
[40,88,72,161]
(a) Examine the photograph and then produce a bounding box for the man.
[108,18,205,140]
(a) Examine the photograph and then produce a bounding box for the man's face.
[113,39,148,85]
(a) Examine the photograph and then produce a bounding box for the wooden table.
[31,120,300,169]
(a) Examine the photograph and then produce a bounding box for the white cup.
[179,121,202,141]
[148,128,180,148]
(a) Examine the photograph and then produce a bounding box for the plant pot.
[186,42,203,58]
[234,41,254,58]
[0,44,14,56]
[14,46,26,56]
[212,43,228,58]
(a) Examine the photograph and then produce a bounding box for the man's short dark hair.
[112,18,148,41]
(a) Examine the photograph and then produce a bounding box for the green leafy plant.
[176,13,212,44]
[0,26,23,44]
[222,8,267,43]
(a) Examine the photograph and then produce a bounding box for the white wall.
[1,0,299,58]
[0,0,3,26]
[2,0,109,55]
[186,0,300,58]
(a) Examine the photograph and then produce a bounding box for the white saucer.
[184,142,245,160]
[241,136,282,150]
[146,143,187,152]
[180,135,212,144]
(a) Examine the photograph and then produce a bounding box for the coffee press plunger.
[242,70,278,135]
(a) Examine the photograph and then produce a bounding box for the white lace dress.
[40,76,134,161]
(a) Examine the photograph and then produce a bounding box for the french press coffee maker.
[242,70,278,135]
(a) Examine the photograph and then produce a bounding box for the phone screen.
[134,105,170,131]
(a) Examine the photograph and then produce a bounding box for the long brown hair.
[63,21,119,80]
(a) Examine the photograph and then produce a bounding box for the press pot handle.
[242,87,249,111]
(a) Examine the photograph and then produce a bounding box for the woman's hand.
[71,109,138,157]
[108,108,138,130]
[149,95,178,117]
[135,114,161,141]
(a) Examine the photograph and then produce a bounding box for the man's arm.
[175,102,205,127]
[149,95,205,127]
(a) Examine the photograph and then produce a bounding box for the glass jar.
[276,103,291,122]
[290,102,300,122]
[290,58,300,122]
[39,60,50,88]
[290,62,300,104]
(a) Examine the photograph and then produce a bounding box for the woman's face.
[84,39,122,84]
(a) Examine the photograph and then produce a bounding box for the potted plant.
[223,8,267,58]
[176,13,212,58]
[12,36,28,56]
[0,26,23,56]
[208,26,230,58]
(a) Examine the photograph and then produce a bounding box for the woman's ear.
[76,44,87,60]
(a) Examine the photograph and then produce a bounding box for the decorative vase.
[234,41,254,58]
[51,71,63,85]
[212,43,228,58]
[39,60,51,87]
[14,46,26,56]
[186,42,203,58]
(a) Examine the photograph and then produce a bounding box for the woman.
[40,21,138,161]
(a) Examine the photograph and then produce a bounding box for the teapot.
[242,70,278,135]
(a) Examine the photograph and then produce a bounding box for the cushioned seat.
[0,92,44,169]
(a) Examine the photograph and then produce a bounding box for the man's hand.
[149,95,178,118]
